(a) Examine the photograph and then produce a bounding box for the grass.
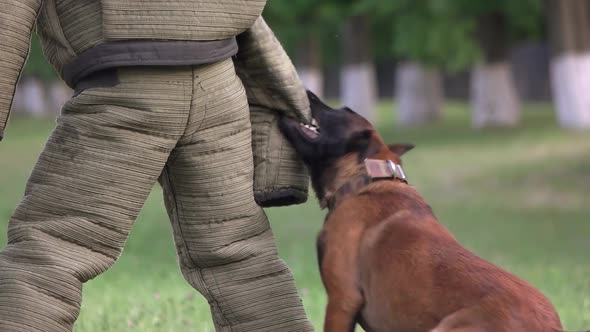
[1,102,589,331]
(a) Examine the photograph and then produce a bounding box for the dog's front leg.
[319,227,364,332]
[324,292,363,332]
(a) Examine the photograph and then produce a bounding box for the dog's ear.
[388,143,415,156]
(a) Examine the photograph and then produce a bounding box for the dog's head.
[279,90,414,202]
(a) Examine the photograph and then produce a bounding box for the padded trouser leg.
[0,67,192,331]
[159,59,313,332]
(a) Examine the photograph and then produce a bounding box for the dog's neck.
[320,158,408,210]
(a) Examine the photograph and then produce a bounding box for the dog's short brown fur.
[280,91,563,332]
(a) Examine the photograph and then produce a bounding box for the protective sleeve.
[0,0,44,141]
[234,17,312,207]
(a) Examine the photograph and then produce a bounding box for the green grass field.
[1,102,589,331]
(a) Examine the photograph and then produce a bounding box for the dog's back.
[348,181,562,332]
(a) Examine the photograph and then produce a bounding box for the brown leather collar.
[321,159,408,210]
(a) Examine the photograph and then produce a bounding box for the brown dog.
[279,91,564,332]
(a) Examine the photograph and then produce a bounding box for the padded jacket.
[0,0,310,207]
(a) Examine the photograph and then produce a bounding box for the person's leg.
[0,67,193,331]
[159,59,313,331]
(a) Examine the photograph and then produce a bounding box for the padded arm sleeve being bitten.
[234,17,311,207]
[0,0,43,141]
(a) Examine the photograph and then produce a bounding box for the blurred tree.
[296,32,324,98]
[265,1,380,122]
[460,1,544,129]
[14,33,70,116]
[359,0,478,127]
[16,34,52,116]
[340,15,378,123]
[359,0,544,129]
[22,33,58,81]
[545,0,590,129]
[264,1,342,98]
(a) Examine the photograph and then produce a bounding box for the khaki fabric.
[35,0,265,75]
[235,17,311,206]
[101,0,265,41]
[0,0,43,140]
[1,0,268,137]
[0,59,313,331]
[249,106,310,206]
[1,2,310,208]
[234,18,311,122]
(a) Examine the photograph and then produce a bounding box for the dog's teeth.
[299,122,320,135]
[311,119,318,127]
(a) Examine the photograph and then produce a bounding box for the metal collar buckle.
[364,158,407,182]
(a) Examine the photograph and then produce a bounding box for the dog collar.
[364,159,407,181]
[322,159,408,210]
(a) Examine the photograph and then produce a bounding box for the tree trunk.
[48,81,73,115]
[471,12,520,129]
[13,77,46,116]
[471,63,520,128]
[12,81,26,114]
[546,0,590,129]
[341,15,377,123]
[395,62,443,127]
[296,34,323,97]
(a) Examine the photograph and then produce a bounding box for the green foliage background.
[22,33,57,81]
[263,0,545,71]
[21,1,546,78]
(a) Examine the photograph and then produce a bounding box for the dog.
[279,91,563,332]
